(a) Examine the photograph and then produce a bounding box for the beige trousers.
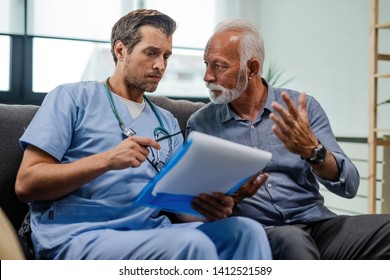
[0,208,24,260]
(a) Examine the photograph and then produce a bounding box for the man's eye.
[215,63,225,69]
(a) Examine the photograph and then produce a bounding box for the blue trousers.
[54,216,272,260]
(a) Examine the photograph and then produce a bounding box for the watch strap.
[301,141,326,164]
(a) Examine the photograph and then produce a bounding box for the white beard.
[206,69,248,104]
[207,83,242,104]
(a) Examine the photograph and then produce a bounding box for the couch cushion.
[0,104,39,230]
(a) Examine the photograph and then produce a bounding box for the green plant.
[262,62,294,87]
[378,99,390,106]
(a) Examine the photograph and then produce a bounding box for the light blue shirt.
[20,81,183,257]
[187,82,360,226]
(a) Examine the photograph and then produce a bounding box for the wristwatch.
[301,142,327,164]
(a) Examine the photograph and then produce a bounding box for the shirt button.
[250,125,255,129]
[267,183,272,188]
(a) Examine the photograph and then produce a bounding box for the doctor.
[15,9,272,260]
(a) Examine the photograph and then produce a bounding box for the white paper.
[151,131,272,196]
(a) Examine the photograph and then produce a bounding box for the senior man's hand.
[231,171,268,204]
[191,171,268,222]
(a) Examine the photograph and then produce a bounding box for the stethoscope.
[104,77,173,172]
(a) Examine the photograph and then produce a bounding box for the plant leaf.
[262,62,294,87]
[378,99,390,106]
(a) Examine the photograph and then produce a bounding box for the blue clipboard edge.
[134,137,193,203]
[135,165,250,216]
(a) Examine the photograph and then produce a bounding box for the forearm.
[314,151,360,198]
[16,149,111,202]
[16,136,157,203]
[309,149,340,181]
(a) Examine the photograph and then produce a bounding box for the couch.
[0,95,205,258]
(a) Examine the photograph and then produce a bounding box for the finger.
[254,172,269,185]
[191,201,223,222]
[199,193,234,210]
[269,111,290,134]
[297,92,308,119]
[132,136,161,150]
[280,91,299,119]
[248,173,269,193]
[192,194,232,220]
[271,124,290,143]
[211,192,234,207]
[239,173,268,197]
[240,171,263,191]
[133,145,151,161]
[134,151,149,163]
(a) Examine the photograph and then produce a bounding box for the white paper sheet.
[151,131,272,196]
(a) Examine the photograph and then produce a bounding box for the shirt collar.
[263,78,276,114]
[220,78,276,123]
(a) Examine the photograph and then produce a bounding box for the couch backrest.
[0,104,40,229]
[0,96,205,230]
[146,95,205,132]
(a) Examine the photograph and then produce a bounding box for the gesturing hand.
[270,91,318,158]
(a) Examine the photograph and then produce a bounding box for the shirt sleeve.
[19,85,77,161]
[306,96,360,198]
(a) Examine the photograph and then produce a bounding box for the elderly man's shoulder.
[190,102,224,119]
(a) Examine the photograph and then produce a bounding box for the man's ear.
[113,40,126,62]
[247,58,260,79]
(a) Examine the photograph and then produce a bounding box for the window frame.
[0,0,210,105]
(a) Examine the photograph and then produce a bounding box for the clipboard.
[134,131,272,216]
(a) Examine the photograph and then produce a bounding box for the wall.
[232,0,390,138]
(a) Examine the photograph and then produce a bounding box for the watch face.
[314,144,326,162]
[303,142,327,164]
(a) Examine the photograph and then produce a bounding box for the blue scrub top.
[20,81,183,254]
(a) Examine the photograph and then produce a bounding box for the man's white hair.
[213,19,265,76]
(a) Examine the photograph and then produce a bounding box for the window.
[1,0,220,103]
[27,0,126,93]
[156,48,208,98]
[0,36,10,91]
[143,0,217,98]
[0,0,24,93]
[144,0,216,49]
[32,38,113,92]
[26,0,125,40]
[0,0,24,35]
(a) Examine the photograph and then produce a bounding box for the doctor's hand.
[105,136,160,170]
[192,192,234,222]
[231,171,269,204]
[270,91,319,158]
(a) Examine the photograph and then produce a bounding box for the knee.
[218,217,272,259]
[268,225,309,243]
[229,216,268,240]
[170,230,218,260]
[266,226,319,260]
